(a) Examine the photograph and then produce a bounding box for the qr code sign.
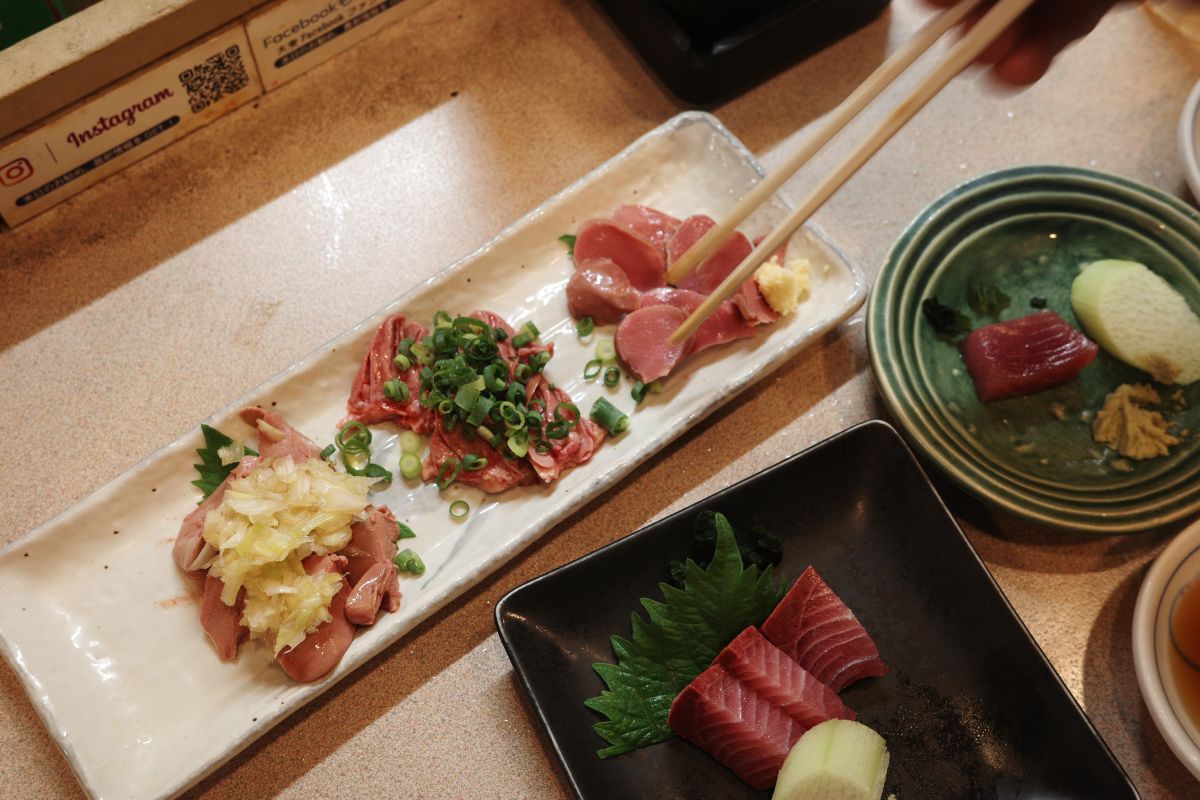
[178,45,250,114]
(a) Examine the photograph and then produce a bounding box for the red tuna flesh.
[615,305,693,382]
[276,554,355,683]
[959,311,1099,402]
[668,662,807,790]
[567,258,641,323]
[611,204,682,249]
[346,314,433,430]
[716,627,854,730]
[640,288,755,357]
[574,219,666,291]
[760,566,888,692]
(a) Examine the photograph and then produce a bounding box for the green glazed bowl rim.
[867,165,1200,534]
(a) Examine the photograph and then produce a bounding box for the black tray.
[495,420,1138,799]
[593,0,891,105]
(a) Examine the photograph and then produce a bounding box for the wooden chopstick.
[668,0,1038,345]
[664,0,984,287]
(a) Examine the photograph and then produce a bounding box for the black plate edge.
[493,419,1140,799]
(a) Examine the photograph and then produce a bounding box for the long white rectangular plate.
[0,111,865,800]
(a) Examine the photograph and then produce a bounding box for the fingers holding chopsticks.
[923,0,1124,85]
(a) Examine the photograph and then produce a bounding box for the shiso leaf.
[192,424,257,502]
[559,233,577,258]
[585,512,784,758]
[921,296,972,338]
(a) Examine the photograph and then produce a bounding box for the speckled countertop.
[1,1,1197,797]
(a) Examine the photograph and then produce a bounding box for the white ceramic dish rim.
[0,110,867,800]
[1179,78,1200,205]
[1133,516,1200,781]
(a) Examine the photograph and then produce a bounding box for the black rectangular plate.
[495,421,1138,799]
[592,0,891,105]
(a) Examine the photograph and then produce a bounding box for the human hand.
[923,0,1128,86]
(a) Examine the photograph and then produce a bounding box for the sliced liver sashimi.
[615,305,693,382]
[276,554,355,683]
[524,374,606,482]
[343,505,402,614]
[567,258,641,324]
[240,407,321,463]
[668,662,806,791]
[668,215,755,297]
[732,279,778,326]
[345,561,400,626]
[760,567,888,692]
[346,313,433,430]
[716,627,854,730]
[959,311,1099,402]
[173,456,259,572]
[200,574,246,661]
[422,423,538,493]
[574,219,666,291]
[611,204,682,249]
[641,288,755,356]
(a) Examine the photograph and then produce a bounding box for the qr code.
[178,45,250,114]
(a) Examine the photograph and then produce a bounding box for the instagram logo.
[0,158,34,187]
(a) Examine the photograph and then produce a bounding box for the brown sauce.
[1168,578,1200,725]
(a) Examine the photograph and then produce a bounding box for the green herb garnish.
[966,277,1011,317]
[397,522,417,539]
[921,296,972,338]
[668,510,782,587]
[394,548,426,575]
[191,424,257,502]
[584,513,784,758]
[559,233,577,257]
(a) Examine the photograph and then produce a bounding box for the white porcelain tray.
[0,111,865,800]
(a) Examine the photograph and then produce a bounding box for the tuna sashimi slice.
[567,257,641,323]
[574,219,667,291]
[611,204,681,249]
[960,310,1099,402]
[760,567,888,692]
[716,627,854,730]
[615,304,693,382]
[669,663,806,790]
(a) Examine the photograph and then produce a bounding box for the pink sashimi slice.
[640,288,755,356]
[343,504,402,614]
[422,423,538,493]
[574,219,666,291]
[716,627,855,730]
[732,279,778,326]
[346,313,433,430]
[615,305,693,382]
[567,257,642,323]
[275,554,355,683]
[959,310,1099,402]
[611,204,682,249]
[668,215,755,297]
[668,662,806,791]
[345,560,400,626]
[524,374,606,483]
[760,566,889,692]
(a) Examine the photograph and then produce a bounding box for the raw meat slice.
[524,374,606,482]
[615,305,693,382]
[732,279,779,326]
[567,258,641,323]
[343,505,401,614]
[574,219,667,291]
[200,574,246,661]
[611,204,682,248]
[275,554,354,683]
[345,561,400,626]
[716,627,854,730]
[422,423,538,493]
[959,311,1100,402]
[240,407,321,463]
[668,215,755,296]
[640,288,755,356]
[760,567,888,692]
[346,313,433,430]
[173,456,258,572]
[668,662,806,790]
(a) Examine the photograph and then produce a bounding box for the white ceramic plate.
[1180,79,1200,204]
[0,111,865,800]
[1133,516,1200,781]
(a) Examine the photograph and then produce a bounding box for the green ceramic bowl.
[868,166,1200,533]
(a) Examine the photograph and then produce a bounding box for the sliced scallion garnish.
[399,431,423,454]
[435,458,462,490]
[448,500,470,520]
[595,337,617,364]
[590,397,629,436]
[399,453,421,480]
[394,548,426,574]
[603,366,621,387]
[576,317,595,338]
[397,521,417,539]
[583,359,603,380]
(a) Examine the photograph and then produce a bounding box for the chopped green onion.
[319,444,336,461]
[467,395,494,427]
[442,414,459,433]
[397,521,417,539]
[394,548,426,574]
[433,310,453,329]
[448,500,470,520]
[535,440,553,453]
[483,362,508,393]
[546,422,570,439]
[383,379,410,402]
[583,359,603,380]
[515,363,532,382]
[529,351,551,373]
[435,458,462,490]
[554,402,579,426]
[335,421,371,452]
[576,317,595,338]
[396,337,415,356]
[438,399,455,416]
[590,397,630,435]
[649,379,663,395]
[410,342,432,365]
[494,327,508,342]
[507,430,529,458]
[364,463,393,481]
[452,316,491,337]
[595,337,617,363]
[498,401,524,429]
[631,380,649,404]
[462,454,489,471]
[511,331,534,348]
[393,353,411,371]
[603,366,621,387]
[399,431,423,454]
[505,382,526,405]
[400,453,422,480]
[455,385,480,413]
